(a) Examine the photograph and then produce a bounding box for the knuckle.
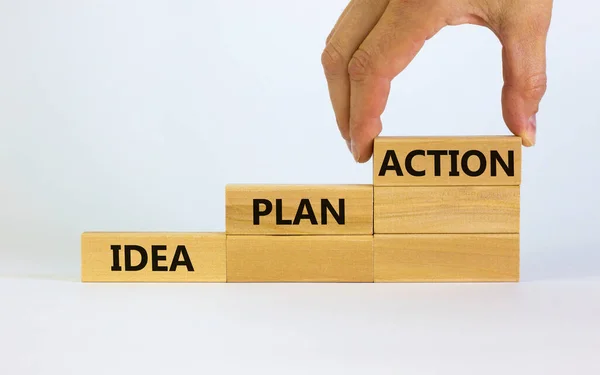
[321,42,347,78]
[522,72,548,101]
[348,49,375,81]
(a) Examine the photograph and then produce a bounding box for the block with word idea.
[374,234,519,282]
[373,136,521,186]
[81,232,226,282]
[225,184,373,235]
[226,235,374,282]
[374,186,520,234]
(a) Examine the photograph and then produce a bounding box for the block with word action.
[226,235,373,282]
[374,186,520,234]
[81,232,226,282]
[226,184,373,235]
[373,136,521,186]
[374,234,519,282]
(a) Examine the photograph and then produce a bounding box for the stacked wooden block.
[372,136,521,282]
[225,184,374,282]
[81,136,521,283]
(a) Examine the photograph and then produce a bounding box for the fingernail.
[522,114,537,147]
[350,140,360,162]
[346,139,352,153]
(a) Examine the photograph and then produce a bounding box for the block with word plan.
[80,135,523,283]
[225,184,373,235]
[225,184,373,281]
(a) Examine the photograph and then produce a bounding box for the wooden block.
[374,186,520,234]
[226,235,374,282]
[374,234,519,282]
[373,136,521,186]
[226,184,373,235]
[81,232,226,282]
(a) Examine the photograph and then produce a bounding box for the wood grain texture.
[81,232,226,282]
[374,234,519,282]
[226,184,373,235]
[373,136,521,186]
[226,235,374,282]
[374,186,520,234]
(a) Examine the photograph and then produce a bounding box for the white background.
[1,0,598,373]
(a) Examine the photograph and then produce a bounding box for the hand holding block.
[226,184,373,235]
[373,136,521,186]
[374,234,519,282]
[226,236,374,282]
[81,233,226,282]
[374,186,520,233]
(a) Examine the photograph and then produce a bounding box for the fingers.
[323,0,552,161]
[321,0,389,151]
[348,1,445,162]
[496,3,552,146]
[326,1,353,45]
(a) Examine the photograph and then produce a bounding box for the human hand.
[321,0,553,162]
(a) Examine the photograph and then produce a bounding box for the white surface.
[1,0,599,372]
[1,277,599,374]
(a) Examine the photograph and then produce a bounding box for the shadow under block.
[225,184,373,235]
[374,234,519,282]
[226,236,374,282]
[81,232,226,282]
[374,186,520,234]
[373,136,521,186]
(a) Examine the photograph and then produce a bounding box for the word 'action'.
[378,149,515,177]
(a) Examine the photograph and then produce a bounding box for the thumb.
[497,10,552,147]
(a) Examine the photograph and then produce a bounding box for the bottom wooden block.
[226,236,374,282]
[374,234,519,282]
[81,232,226,282]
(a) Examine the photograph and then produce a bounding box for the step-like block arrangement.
[81,232,226,282]
[80,135,523,283]
[225,184,374,282]
[372,136,521,282]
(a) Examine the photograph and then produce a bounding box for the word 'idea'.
[110,244,194,272]
[81,233,226,282]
